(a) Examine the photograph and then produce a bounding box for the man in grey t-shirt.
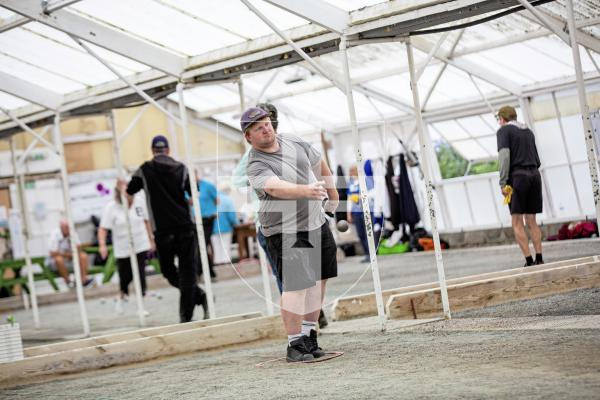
[242,107,339,362]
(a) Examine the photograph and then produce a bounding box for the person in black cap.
[496,105,544,267]
[126,134,208,322]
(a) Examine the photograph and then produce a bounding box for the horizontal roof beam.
[0,0,560,137]
[0,0,82,32]
[1,0,186,76]
[264,0,348,34]
[0,71,63,109]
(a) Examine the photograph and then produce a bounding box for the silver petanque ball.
[337,220,349,232]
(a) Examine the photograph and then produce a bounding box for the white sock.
[301,320,317,336]
[288,333,303,345]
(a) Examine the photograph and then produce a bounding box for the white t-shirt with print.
[100,196,151,259]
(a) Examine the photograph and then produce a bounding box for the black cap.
[151,135,169,149]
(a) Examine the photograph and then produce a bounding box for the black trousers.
[116,251,148,296]
[201,216,216,278]
[155,229,206,322]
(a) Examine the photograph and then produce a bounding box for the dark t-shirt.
[496,124,541,174]
[127,154,193,234]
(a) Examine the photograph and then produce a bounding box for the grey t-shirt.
[247,134,325,237]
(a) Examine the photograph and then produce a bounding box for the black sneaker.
[318,309,328,329]
[307,329,326,358]
[286,336,315,362]
[535,259,544,265]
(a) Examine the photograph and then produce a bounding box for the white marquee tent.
[0,0,599,335]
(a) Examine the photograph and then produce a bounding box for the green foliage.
[436,142,467,179]
[470,160,499,175]
[435,142,498,179]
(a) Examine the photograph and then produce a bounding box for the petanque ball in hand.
[337,220,349,232]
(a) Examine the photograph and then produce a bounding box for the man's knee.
[524,214,538,227]
[511,214,524,227]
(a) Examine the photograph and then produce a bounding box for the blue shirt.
[198,179,217,217]
[213,191,238,234]
[348,179,363,213]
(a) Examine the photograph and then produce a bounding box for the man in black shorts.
[242,107,339,362]
[496,105,544,267]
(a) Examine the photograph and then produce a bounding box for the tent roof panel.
[0,90,31,110]
[0,53,85,93]
[161,0,310,40]
[70,0,247,56]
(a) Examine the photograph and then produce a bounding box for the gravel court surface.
[10,238,600,345]
[3,288,600,399]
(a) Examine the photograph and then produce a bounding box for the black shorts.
[265,223,338,292]
[509,168,543,215]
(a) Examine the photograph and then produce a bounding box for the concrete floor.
[11,238,599,346]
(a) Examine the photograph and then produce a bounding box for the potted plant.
[0,315,24,363]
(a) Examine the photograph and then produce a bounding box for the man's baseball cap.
[151,134,169,149]
[240,107,269,133]
[497,105,517,122]
[256,103,278,131]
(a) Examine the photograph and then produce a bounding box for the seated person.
[48,219,93,288]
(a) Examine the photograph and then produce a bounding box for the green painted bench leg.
[102,251,116,284]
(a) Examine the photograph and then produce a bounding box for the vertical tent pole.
[565,0,600,222]
[176,83,216,319]
[108,112,146,327]
[406,39,451,320]
[52,113,90,336]
[340,37,387,331]
[9,137,40,328]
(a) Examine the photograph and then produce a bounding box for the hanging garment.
[371,159,391,219]
[386,154,421,232]
[335,165,348,222]
[398,154,420,231]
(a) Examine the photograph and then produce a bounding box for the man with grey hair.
[496,105,544,267]
[48,218,93,288]
[242,107,339,362]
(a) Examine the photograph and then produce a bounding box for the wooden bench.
[84,246,161,283]
[0,247,162,297]
[0,257,59,296]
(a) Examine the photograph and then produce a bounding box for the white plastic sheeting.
[1,2,599,160]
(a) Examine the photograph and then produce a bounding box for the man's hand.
[304,181,328,200]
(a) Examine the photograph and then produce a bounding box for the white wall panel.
[544,165,580,217]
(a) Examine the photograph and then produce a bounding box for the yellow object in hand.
[349,194,360,204]
[503,185,513,205]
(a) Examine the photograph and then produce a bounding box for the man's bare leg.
[52,255,70,285]
[525,214,542,254]
[78,251,89,282]
[303,279,327,323]
[512,214,531,257]
[525,214,543,263]
[281,289,307,335]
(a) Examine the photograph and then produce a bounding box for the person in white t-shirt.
[98,179,154,313]
[48,219,93,288]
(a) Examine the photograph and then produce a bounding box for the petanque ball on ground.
[337,220,349,232]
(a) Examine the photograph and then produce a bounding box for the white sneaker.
[115,298,124,315]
